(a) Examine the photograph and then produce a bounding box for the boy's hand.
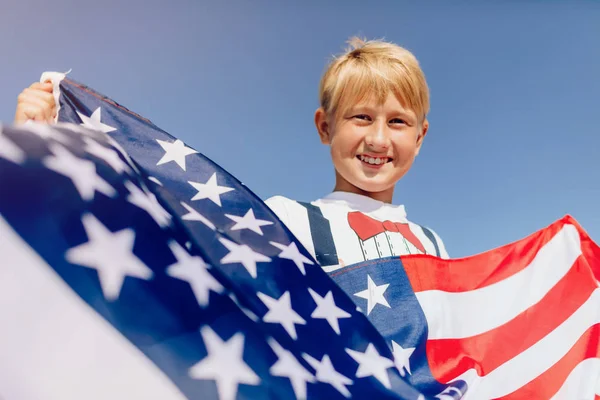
[14,81,57,124]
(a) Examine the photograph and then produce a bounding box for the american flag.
[0,72,597,399]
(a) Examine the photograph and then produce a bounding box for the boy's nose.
[365,125,391,151]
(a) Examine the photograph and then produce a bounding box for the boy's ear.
[314,107,331,145]
[414,118,429,156]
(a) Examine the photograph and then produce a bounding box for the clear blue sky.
[1,0,599,257]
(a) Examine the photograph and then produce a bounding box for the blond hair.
[319,37,430,122]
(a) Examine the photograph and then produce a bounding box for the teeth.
[360,155,388,165]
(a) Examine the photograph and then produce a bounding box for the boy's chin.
[349,178,396,196]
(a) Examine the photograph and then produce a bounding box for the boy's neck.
[332,178,394,204]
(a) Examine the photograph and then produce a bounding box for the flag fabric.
[0,72,598,400]
[330,217,600,399]
[0,72,444,400]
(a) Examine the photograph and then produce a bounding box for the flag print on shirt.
[347,211,428,259]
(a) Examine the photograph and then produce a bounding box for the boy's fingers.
[22,87,55,106]
[15,93,56,124]
[15,104,48,124]
[29,81,54,92]
[17,92,55,119]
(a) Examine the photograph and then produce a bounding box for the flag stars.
[269,241,313,275]
[225,208,273,235]
[165,241,223,307]
[43,143,116,201]
[83,137,130,174]
[219,238,271,278]
[303,353,353,398]
[65,213,153,301]
[155,138,198,171]
[25,122,73,144]
[353,274,391,315]
[268,339,315,399]
[346,344,395,389]
[77,107,117,133]
[0,129,25,164]
[125,181,171,228]
[180,202,215,230]
[189,172,234,207]
[189,326,260,400]
[257,291,306,340]
[308,288,351,335]
[391,341,415,377]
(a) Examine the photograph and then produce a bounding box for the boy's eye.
[390,118,406,124]
[353,114,371,121]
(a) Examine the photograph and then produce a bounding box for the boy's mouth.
[357,154,392,166]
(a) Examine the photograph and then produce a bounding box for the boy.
[13,37,448,271]
[265,37,448,272]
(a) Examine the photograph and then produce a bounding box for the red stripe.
[402,215,591,293]
[573,217,600,283]
[497,324,600,400]
[426,256,597,382]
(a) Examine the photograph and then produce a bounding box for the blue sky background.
[1,0,599,257]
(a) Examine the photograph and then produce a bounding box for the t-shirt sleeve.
[264,195,292,228]
[430,229,450,259]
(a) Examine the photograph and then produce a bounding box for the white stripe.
[550,358,600,400]
[454,288,600,400]
[0,216,188,400]
[417,224,581,339]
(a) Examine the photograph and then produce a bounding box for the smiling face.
[315,92,428,203]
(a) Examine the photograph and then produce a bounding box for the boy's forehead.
[340,92,416,114]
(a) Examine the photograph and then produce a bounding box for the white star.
[165,241,223,307]
[124,181,171,227]
[180,202,215,230]
[188,172,234,207]
[391,341,415,377]
[148,176,163,186]
[77,107,117,133]
[267,339,315,399]
[83,137,130,174]
[225,208,273,235]
[308,288,351,335]
[43,143,115,201]
[24,122,72,144]
[155,138,198,171]
[189,326,260,400]
[269,241,313,275]
[219,238,271,278]
[345,344,395,389]
[435,386,463,399]
[0,129,25,164]
[353,274,391,315]
[65,213,153,301]
[104,135,141,175]
[257,291,306,340]
[303,353,353,398]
